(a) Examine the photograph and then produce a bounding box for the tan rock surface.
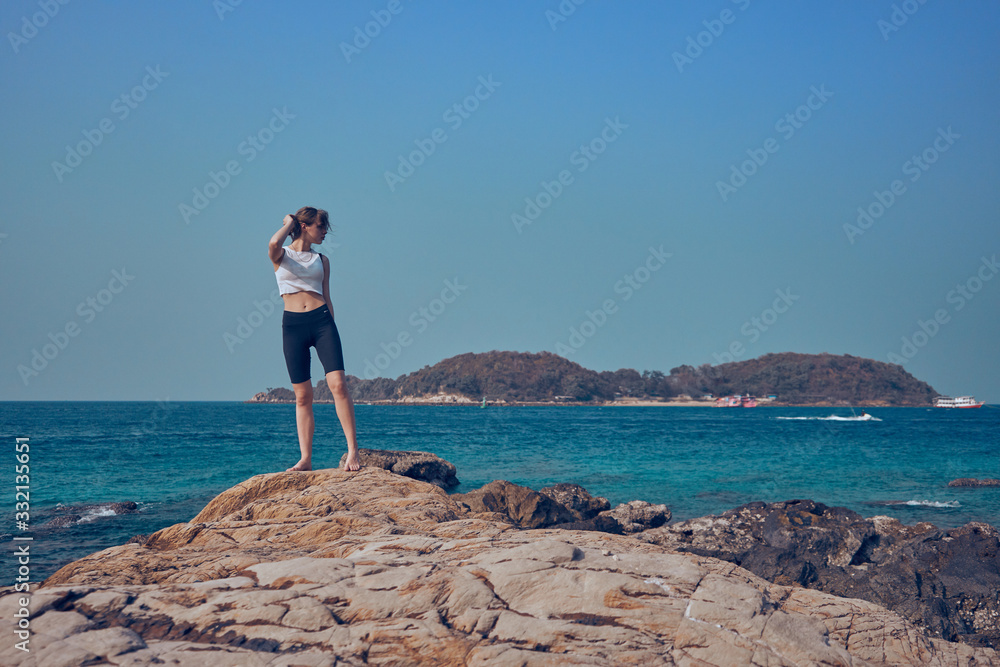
[1,467,996,665]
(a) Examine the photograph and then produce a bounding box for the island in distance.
[248,351,940,407]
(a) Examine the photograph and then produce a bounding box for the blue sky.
[2,1,998,401]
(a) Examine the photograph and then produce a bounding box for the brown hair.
[289,206,330,240]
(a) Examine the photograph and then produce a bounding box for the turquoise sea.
[2,401,998,582]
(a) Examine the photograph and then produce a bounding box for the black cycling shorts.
[281,304,345,384]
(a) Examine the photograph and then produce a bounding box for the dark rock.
[452,480,576,528]
[642,499,1000,648]
[45,515,82,528]
[458,481,669,536]
[598,500,671,534]
[949,478,1000,487]
[538,483,610,521]
[106,502,139,515]
[340,448,458,489]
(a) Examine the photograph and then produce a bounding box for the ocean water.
[2,401,998,582]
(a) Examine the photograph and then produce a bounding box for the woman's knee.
[293,382,314,406]
[326,371,349,398]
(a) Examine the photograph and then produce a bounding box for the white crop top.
[275,246,324,296]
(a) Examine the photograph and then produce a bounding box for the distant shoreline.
[246,350,947,406]
[245,397,929,407]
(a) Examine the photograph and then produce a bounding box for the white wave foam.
[78,508,119,523]
[776,415,881,421]
[904,500,960,508]
[882,500,961,508]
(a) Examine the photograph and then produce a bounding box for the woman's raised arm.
[268,214,296,265]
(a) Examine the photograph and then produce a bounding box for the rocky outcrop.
[338,448,459,489]
[247,387,295,403]
[452,480,577,528]
[3,469,996,665]
[103,501,140,515]
[599,499,672,534]
[455,480,670,535]
[551,499,672,535]
[642,499,1000,648]
[949,478,1000,487]
[538,482,610,520]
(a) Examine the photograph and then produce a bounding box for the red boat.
[714,394,756,408]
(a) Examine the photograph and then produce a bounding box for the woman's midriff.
[282,291,326,312]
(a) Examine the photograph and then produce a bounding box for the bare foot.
[286,460,312,472]
[342,452,361,472]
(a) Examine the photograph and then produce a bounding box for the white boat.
[933,396,984,408]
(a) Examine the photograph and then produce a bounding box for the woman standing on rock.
[268,207,361,472]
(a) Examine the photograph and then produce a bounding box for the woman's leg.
[288,380,315,471]
[282,312,316,472]
[312,313,359,471]
[326,370,360,471]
